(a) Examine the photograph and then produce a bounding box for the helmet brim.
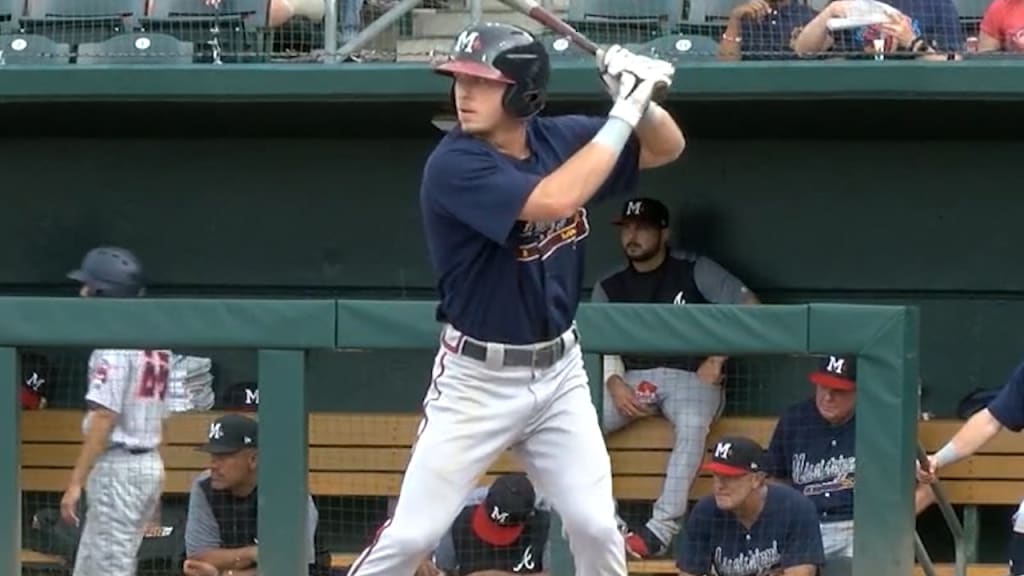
[435,60,515,84]
[68,269,115,290]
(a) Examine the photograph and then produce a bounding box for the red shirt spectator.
[979,0,1024,51]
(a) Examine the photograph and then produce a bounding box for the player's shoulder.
[778,397,818,425]
[529,114,605,143]
[191,469,213,493]
[767,483,817,514]
[690,493,723,519]
[593,262,631,290]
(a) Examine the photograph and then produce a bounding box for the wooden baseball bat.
[493,0,670,100]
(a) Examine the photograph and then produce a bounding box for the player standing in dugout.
[592,196,759,558]
[346,20,685,576]
[60,247,170,576]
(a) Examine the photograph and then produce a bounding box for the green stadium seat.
[637,33,719,60]
[138,0,269,57]
[565,0,681,43]
[1,0,25,33]
[537,32,592,62]
[0,33,70,63]
[19,0,145,44]
[76,31,194,63]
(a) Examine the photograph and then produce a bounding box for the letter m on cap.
[626,201,643,216]
[208,422,223,440]
[827,356,846,374]
[714,442,732,459]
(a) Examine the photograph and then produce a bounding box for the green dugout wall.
[0,298,919,576]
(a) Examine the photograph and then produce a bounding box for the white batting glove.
[607,71,670,128]
[598,44,675,98]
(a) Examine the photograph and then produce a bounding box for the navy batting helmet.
[68,247,145,298]
[434,22,550,118]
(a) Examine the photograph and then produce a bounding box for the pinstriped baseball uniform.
[73,349,170,576]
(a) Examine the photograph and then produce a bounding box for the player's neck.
[231,477,258,498]
[630,249,667,273]
[485,123,529,160]
[734,486,768,528]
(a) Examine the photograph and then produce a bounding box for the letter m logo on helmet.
[454,29,481,54]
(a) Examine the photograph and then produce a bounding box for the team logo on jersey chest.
[515,208,590,262]
[792,453,856,495]
[714,540,781,576]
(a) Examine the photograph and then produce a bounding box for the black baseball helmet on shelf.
[434,21,550,118]
[68,246,145,298]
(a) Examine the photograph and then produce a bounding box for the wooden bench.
[18,410,1024,573]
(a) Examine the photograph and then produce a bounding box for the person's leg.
[643,368,724,548]
[820,520,854,558]
[348,338,542,576]
[515,346,627,576]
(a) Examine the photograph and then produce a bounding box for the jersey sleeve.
[780,491,826,569]
[987,361,1024,431]
[676,498,715,575]
[765,415,791,479]
[185,475,221,557]
[980,0,1006,39]
[84,350,130,414]
[693,256,753,305]
[422,142,540,245]
[551,115,641,203]
[305,495,318,564]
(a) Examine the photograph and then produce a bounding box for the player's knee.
[563,513,622,549]
[381,525,444,556]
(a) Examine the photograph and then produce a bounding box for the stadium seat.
[19,0,145,44]
[565,0,681,43]
[537,32,592,62]
[138,0,269,55]
[637,33,719,60]
[0,32,70,63]
[76,31,193,62]
[1,0,26,33]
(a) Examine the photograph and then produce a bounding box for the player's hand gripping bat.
[491,0,671,101]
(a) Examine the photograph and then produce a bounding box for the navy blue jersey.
[677,484,825,576]
[420,115,640,345]
[765,399,856,522]
[987,360,1024,431]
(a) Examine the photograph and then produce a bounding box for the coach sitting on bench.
[181,414,330,576]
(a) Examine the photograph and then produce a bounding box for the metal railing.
[915,444,967,576]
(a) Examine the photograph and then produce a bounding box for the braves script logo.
[515,208,590,262]
[513,545,535,572]
[792,452,856,496]
[714,540,782,576]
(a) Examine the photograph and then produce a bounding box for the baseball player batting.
[346,21,685,576]
[60,247,170,576]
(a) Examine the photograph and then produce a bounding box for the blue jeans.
[340,0,364,42]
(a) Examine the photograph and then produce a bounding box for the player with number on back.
[59,247,171,576]
[346,20,685,576]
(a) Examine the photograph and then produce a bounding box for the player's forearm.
[635,104,685,169]
[220,568,258,576]
[793,11,832,55]
[935,408,1004,468]
[70,410,115,487]
[525,118,633,220]
[190,547,257,570]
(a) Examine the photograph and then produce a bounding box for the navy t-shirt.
[987,360,1024,431]
[420,115,641,344]
[765,399,856,522]
[677,484,825,576]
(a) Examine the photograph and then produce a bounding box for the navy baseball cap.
[196,414,258,455]
[471,474,536,546]
[613,197,669,228]
[702,436,765,477]
[810,355,857,391]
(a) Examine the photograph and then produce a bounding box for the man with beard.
[592,197,759,559]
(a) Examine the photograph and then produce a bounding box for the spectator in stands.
[181,413,331,576]
[677,436,826,576]
[592,197,759,560]
[792,0,963,58]
[974,0,1024,51]
[200,0,324,29]
[717,0,818,60]
[416,473,552,576]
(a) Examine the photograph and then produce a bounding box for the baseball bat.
[492,0,670,100]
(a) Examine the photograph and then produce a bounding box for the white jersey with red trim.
[81,349,171,450]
